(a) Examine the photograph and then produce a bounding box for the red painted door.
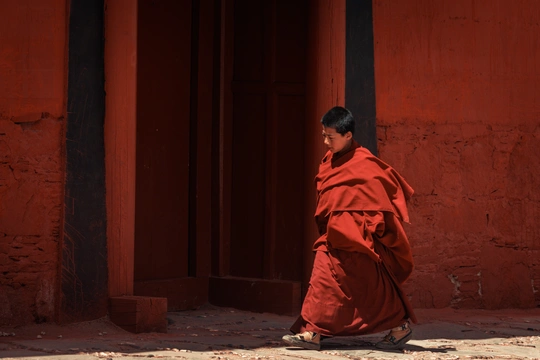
[210,0,308,315]
[230,0,307,280]
[133,0,210,310]
[134,0,191,281]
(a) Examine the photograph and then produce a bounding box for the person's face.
[322,126,352,153]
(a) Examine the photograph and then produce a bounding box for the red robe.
[291,141,416,337]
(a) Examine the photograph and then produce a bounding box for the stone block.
[109,296,167,333]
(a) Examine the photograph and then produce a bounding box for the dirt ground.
[1,305,539,359]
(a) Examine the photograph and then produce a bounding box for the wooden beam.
[62,0,108,323]
[345,0,377,155]
[104,0,137,298]
[303,0,346,294]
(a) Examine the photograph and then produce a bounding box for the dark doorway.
[209,0,308,315]
[131,0,307,315]
[134,1,192,282]
[133,0,210,310]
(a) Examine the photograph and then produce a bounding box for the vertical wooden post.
[304,0,346,291]
[63,0,108,323]
[104,0,137,297]
[195,0,217,277]
[218,0,234,276]
[346,0,377,155]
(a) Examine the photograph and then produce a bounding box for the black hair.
[320,106,355,135]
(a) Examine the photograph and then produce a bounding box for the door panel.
[274,0,309,83]
[224,0,307,284]
[230,94,267,278]
[134,0,192,281]
[233,0,265,82]
[133,0,217,311]
[210,0,307,314]
[273,94,306,281]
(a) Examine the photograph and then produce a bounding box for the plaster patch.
[477,271,483,297]
[448,274,462,305]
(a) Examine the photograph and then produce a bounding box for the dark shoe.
[375,322,413,350]
[282,331,321,350]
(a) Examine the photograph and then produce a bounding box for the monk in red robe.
[282,106,416,351]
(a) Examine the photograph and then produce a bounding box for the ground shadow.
[0,306,539,358]
[319,338,456,354]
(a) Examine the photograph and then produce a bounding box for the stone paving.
[1,305,539,359]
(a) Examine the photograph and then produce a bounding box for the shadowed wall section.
[62,0,108,322]
[345,0,377,155]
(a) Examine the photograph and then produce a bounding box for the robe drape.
[291,141,416,337]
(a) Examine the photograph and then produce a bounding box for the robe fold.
[291,141,416,337]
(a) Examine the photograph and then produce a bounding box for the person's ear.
[345,131,353,140]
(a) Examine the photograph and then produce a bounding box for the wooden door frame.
[105,0,216,311]
[104,0,137,300]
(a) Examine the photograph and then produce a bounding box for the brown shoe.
[282,331,321,350]
[375,322,413,350]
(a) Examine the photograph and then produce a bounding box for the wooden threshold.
[209,276,302,316]
[134,277,208,311]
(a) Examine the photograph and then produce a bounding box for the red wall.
[0,0,66,324]
[373,0,540,309]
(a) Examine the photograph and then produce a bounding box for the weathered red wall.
[0,0,66,324]
[373,0,540,309]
